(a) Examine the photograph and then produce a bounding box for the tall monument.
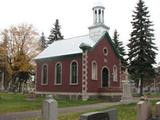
[121,69,133,104]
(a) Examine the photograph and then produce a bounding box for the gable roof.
[35,32,121,60]
[101,32,122,59]
[35,35,96,60]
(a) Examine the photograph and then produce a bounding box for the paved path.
[0,102,121,120]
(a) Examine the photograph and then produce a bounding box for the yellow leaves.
[14,51,32,72]
[0,23,41,81]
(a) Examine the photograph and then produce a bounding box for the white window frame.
[41,64,48,85]
[70,60,78,85]
[54,62,62,85]
[113,65,118,82]
[91,60,97,80]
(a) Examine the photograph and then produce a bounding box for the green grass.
[0,92,103,114]
[0,92,44,114]
[24,100,160,120]
[144,92,160,98]
[1,92,160,120]
[117,103,136,120]
[24,104,137,120]
[58,99,103,108]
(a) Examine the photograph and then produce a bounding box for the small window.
[55,63,62,85]
[95,10,97,14]
[70,61,78,84]
[41,64,48,85]
[92,61,97,80]
[99,9,101,14]
[113,65,118,82]
[103,47,108,56]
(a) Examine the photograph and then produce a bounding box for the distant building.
[35,2,123,100]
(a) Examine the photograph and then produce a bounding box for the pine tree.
[48,19,64,44]
[127,0,157,96]
[113,30,127,68]
[40,32,47,49]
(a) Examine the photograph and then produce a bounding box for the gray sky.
[0,0,159,64]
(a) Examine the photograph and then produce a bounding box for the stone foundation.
[36,91,122,101]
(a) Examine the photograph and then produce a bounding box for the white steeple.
[93,1,105,25]
[89,1,109,42]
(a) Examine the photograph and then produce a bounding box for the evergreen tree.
[48,19,64,44]
[113,30,127,68]
[40,32,47,49]
[127,0,157,96]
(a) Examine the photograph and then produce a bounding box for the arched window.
[92,61,97,80]
[95,10,97,14]
[41,64,48,85]
[99,9,101,14]
[55,63,62,85]
[70,61,78,84]
[113,65,118,82]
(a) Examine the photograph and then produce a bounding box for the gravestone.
[80,108,117,120]
[120,69,133,104]
[156,102,160,118]
[42,95,57,120]
[137,99,151,120]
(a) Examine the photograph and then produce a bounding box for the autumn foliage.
[0,24,41,91]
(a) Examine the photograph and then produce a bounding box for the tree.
[0,42,7,90]
[112,29,127,68]
[39,32,47,50]
[127,0,157,96]
[48,19,64,44]
[0,24,41,91]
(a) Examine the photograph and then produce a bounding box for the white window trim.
[54,62,62,85]
[70,60,78,85]
[113,65,118,82]
[101,66,110,88]
[41,63,48,85]
[91,60,98,80]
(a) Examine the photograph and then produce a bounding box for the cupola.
[88,1,109,42]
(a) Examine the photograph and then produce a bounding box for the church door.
[102,67,109,87]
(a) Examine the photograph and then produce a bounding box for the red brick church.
[35,2,122,100]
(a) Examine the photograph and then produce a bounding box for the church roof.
[35,32,121,60]
[35,35,96,60]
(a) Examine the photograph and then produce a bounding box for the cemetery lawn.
[58,103,138,120]
[0,92,103,114]
[25,100,159,120]
[24,103,137,120]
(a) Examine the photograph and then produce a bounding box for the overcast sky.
[0,0,159,64]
